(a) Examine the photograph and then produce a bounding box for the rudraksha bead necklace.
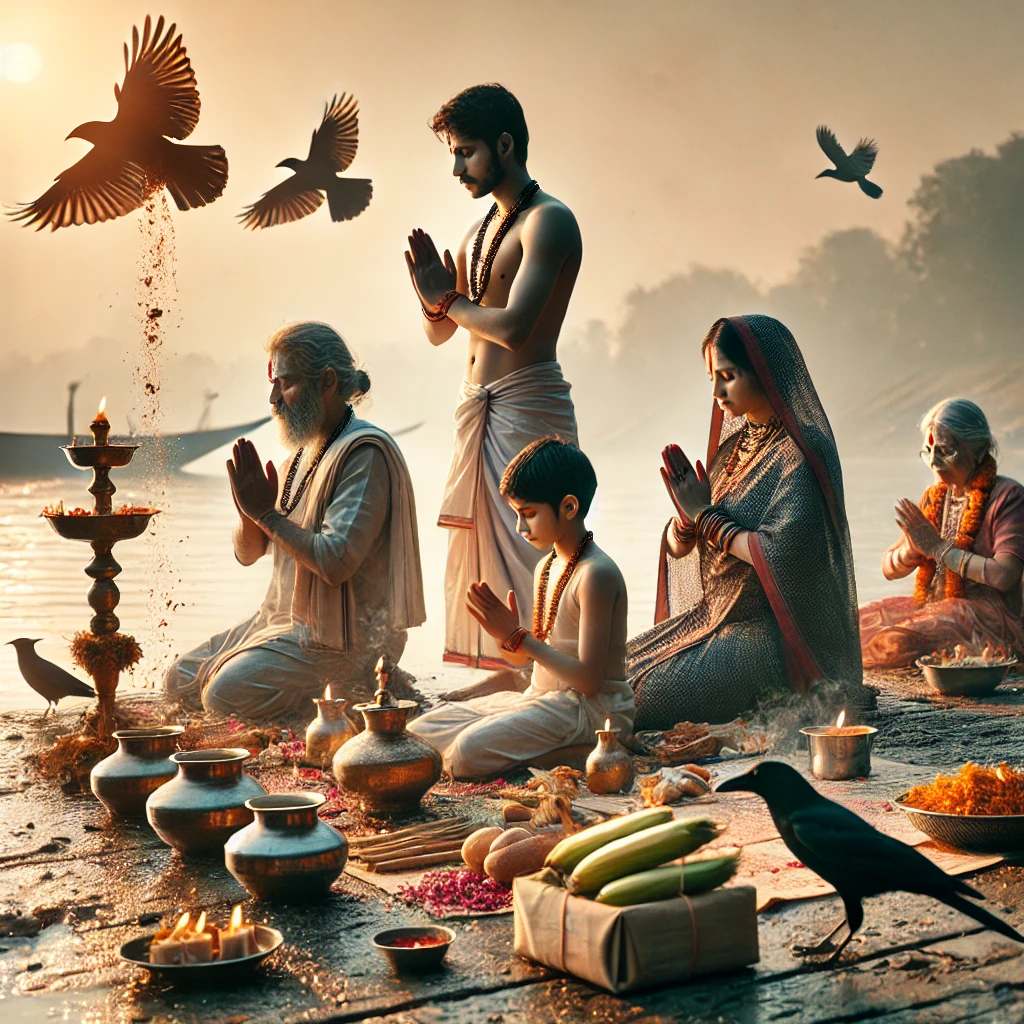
[279,405,354,516]
[533,531,594,641]
[469,180,541,303]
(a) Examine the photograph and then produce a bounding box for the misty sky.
[2,0,1024,388]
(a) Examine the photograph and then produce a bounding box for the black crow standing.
[9,15,228,230]
[716,761,1023,963]
[815,126,883,199]
[239,94,373,229]
[6,639,96,717]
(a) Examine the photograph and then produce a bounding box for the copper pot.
[225,792,348,901]
[585,726,635,795]
[304,698,358,770]
[90,726,184,818]
[146,748,266,857]
[332,700,442,814]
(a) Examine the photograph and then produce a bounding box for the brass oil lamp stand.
[42,400,159,726]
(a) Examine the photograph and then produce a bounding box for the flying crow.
[239,94,373,229]
[9,15,227,230]
[815,126,882,199]
[716,761,1023,963]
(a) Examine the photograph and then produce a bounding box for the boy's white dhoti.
[410,546,634,778]
[438,361,577,669]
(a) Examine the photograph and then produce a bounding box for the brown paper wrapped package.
[513,877,759,994]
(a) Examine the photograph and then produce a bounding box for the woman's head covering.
[707,314,849,540]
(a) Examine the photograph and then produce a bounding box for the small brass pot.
[146,748,266,857]
[91,726,184,818]
[304,698,358,770]
[332,700,442,814]
[585,727,635,795]
[225,792,348,902]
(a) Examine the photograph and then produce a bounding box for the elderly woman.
[860,399,1024,668]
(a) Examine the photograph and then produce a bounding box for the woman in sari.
[860,399,1024,668]
[627,314,862,730]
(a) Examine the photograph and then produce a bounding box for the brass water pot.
[90,726,184,818]
[304,697,358,770]
[225,792,348,902]
[146,748,266,856]
[332,693,442,814]
[585,726,636,794]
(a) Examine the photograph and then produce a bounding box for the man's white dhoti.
[164,417,425,723]
[438,361,577,669]
[410,546,634,779]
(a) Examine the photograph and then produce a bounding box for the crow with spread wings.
[9,15,227,231]
[815,125,883,199]
[239,94,373,229]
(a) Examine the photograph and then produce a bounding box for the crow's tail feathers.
[325,177,373,223]
[858,176,883,199]
[935,890,1024,944]
[157,142,229,211]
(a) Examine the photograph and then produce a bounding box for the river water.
[0,418,990,713]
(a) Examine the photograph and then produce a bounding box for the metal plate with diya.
[119,926,284,985]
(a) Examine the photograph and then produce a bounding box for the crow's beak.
[815,170,829,179]
[714,773,750,794]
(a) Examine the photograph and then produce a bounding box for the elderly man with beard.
[164,322,426,724]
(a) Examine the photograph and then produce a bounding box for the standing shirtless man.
[405,83,583,683]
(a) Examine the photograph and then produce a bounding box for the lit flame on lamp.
[169,911,191,941]
[604,717,612,732]
[324,683,332,701]
[95,396,108,423]
[194,910,207,935]
[835,709,846,730]
[227,904,243,934]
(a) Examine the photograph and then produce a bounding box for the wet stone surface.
[1,674,1022,1024]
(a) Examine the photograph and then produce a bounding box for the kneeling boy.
[409,437,633,778]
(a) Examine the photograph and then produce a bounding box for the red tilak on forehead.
[928,430,934,447]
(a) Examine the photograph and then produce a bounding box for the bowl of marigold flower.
[893,762,1024,853]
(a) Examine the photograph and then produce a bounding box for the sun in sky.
[0,42,42,83]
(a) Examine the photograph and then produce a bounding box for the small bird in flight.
[815,126,882,199]
[9,15,227,231]
[239,94,373,229]
[6,638,96,717]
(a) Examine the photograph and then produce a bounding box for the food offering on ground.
[902,762,1024,816]
[648,718,768,766]
[639,765,713,806]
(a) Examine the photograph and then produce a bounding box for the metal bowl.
[61,442,142,469]
[44,511,158,543]
[893,791,1024,854]
[372,926,455,974]
[119,925,283,985]
[915,658,1017,697]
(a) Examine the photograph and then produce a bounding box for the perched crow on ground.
[239,94,373,229]
[815,126,883,198]
[716,761,1023,963]
[9,15,227,231]
[6,639,95,717]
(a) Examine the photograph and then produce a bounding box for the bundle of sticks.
[347,817,478,873]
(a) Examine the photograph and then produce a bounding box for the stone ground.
[1,672,1023,1024]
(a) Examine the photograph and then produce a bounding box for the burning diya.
[332,657,442,814]
[585,718,636,794]
[119,905,283,983]
[304,683,358,770]
[41,399,160,718]
[800,711,877,781]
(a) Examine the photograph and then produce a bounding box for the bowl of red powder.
[372,926,455,973]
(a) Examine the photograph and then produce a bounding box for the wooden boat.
[0,418,273,480]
